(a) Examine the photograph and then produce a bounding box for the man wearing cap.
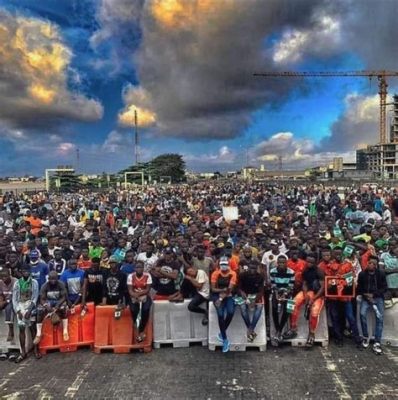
[210,256,237,352]
[29,249,49,290]
[12,264,39,362]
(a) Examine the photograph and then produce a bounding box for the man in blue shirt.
[120,251,136,275]
[60,258,85,308]
[29,250,49,290]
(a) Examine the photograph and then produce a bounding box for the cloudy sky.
[1,0,398,176]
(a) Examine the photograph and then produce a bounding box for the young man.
[127,261,152,342]
[284,253,325,347]
[29,249,49,290]
[0,267,17,341]
[82,257,106,306]
[34,271,68,350]
[238,260,264,342]
[136,243,158,272]
[357,256,388,355]
[102,256,127,307]
[192,245,214,274]
[269,255,295,346]
[151,248,183,300]
[60,258,85,309]
[12,264,39,362]
[379,245,398,299]
[48,248,67,277]
[210,256,237,353]
[185,265,210,325]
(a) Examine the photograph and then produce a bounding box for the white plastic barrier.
[269,301,329,347]
[153,300,208,348]
[208,303,266,351]
[356,297,398,347]
[0,311,19,353]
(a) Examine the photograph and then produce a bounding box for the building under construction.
[357,95,398,179]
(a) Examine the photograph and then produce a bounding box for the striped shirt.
[270,267,295,293]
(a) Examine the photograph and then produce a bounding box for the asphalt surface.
[0,342,397,400]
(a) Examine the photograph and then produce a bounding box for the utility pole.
[76,148,80,172]
[134,109,139,165]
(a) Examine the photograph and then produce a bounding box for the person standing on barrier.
[270,255,295,347]
[284,253,325,347]
[12,264,39,363]
[127,261,152,342]
[0,267,17,342]
[237,259,264,342]
[210,256,237,353]
[34,271,68,353]
[184,265,209,325]
[357,256,387,355]
[60,258,85,310]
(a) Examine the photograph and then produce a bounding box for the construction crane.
[253,70,398,144]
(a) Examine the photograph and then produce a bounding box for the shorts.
[16,301,36,327]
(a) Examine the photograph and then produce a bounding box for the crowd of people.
[0,182,396,361]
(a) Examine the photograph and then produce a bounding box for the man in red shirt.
[326,248,361,347]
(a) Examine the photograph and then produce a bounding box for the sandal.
[0,353,8,361]
[34,352,42,360]
[8,353,17,362]
[14,354,26,364]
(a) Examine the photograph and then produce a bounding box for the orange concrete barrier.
[93,305,152,354]
[39,303,95,354]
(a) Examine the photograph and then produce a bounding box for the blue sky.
[1,0,398,176]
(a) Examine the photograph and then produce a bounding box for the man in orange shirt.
[211,256,237,353]
[286,247,307,294]
[326,248,361,347]
[24,211,42,236]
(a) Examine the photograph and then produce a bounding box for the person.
[192,245,214,274]
[120,250,136,275]
[77,248,92,270]
[102,256,127,308]
[60,258,85,309]
[29,249,49,289]
[82,257,106,306]
[284,253,325,347]
[210,256,237,353]
[269,255,295,346]
[34,271,68,351]
[127,261,152,342]
[185,265,210,325]
[12,264,39,363]
[136,243,158,272]
[151,248,183,301]
[261,239,285,281]
[48,248,67,277]
[237,260,264,342]
[0,267,17,342]
[379,245,398,299]
[357,256,388,355]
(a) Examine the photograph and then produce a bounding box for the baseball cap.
[29,249,40,259]
[270,240,278,246]
[219,257,229,266]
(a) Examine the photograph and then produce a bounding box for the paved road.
[0,343,397,400]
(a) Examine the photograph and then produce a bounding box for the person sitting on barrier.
[210,256,237,353]
[325,248,361,347]
[127,260,152,342]
[12,264,39,363]
[34,270,68,351]
[284,253,325,347]
[0,266,17,341]
[357,256,388,355]
[270,255,295,346]
[60,258,85,310]
[82,257,106,307]
[237,259,264,342]
[48,248,67,277]
[379,245,398,303]
[184,265,209,325]
[151,247,183,301]
[102,256,127,315]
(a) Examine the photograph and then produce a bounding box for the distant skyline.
[1,0,398,176]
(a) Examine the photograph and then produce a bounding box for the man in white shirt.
[261,240,286,281]
[184,266,209,326]
[136,243,158,272]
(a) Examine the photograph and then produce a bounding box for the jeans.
[360,297,384,343]
[329,300,360,343]
[212,295,235,340]
[188,293,207,315]
[240,303,263,331]
[129,297,152,333]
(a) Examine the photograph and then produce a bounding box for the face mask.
[220,264,229,271]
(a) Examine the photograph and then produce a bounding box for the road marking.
[64,356,94,398]
[321,348,352,400]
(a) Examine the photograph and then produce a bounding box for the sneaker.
[283,329,297,340]
[201,316,208,326]
[222,339,230,353]
[362,337,370,349]
[217,333,223,342]
[372,342,383,355]
[270,336,280,347]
